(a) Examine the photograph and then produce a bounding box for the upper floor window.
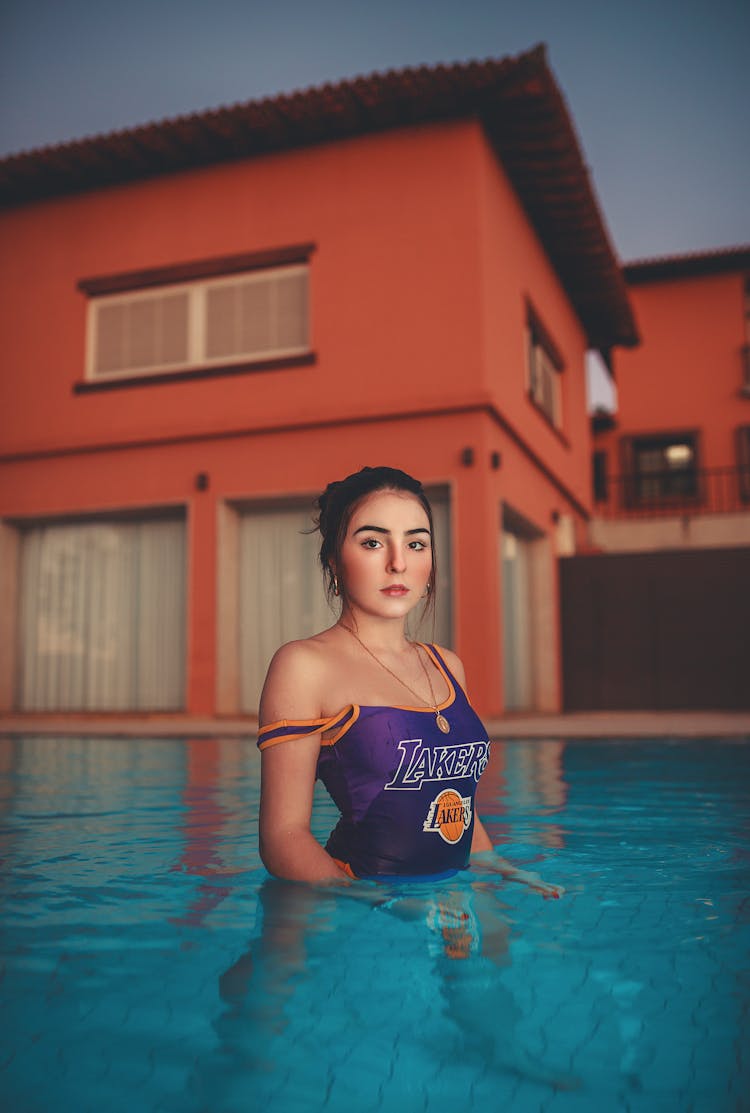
[78,244,313,385]
[624,431,699,503]
[525,302,564,429]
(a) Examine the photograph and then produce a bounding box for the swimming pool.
[0,735,747,1112]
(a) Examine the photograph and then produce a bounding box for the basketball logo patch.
[422,788,472,844]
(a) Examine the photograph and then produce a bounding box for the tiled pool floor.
[0,735,748,1112]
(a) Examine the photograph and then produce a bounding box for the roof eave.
[0,44,638,350]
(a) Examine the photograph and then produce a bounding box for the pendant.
[435,713,450,734]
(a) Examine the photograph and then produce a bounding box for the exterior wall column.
[529,533,561,711]
[186,488,217,715]
[452,448,503,718]
[215,500,240,715]
[0,522,19,712]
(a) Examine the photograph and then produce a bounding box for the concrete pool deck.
[1,709,749,739]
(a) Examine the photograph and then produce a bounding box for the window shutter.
[93,291,189,376]
[88,263,309,379]
[205,267,308,362]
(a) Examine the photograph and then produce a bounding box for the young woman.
[257,465,562,898]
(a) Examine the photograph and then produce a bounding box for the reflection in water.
[207,874,578,1107]
[165,738,577,1097]
[1,736,748,1111]
[479,739,568,851]
[170,740,238,926]
[167,737,265,926]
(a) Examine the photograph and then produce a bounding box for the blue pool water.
[0,735,748,1113]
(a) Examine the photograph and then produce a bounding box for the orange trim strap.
[257,705,359,750]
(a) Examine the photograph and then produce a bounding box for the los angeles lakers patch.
[422,788,472,843]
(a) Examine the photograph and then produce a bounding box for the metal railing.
[594,465,750,520]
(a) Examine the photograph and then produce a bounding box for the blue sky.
[1,0,747,263]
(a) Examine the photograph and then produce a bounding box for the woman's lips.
[381,585,409,596]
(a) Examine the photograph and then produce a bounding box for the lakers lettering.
[384,738,490,790]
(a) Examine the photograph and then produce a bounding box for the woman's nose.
[387,545,407,573]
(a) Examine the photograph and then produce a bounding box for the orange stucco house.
[592,245,750,550]
[0,45,638,721]
[558,247,750,711]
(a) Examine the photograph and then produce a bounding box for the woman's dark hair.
[314,465,437,615]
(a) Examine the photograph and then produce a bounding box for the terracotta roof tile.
[624,246,750,283]
[0,44,638,348]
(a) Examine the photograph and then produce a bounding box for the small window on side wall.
[525,302,564,430]
[621,431,700,505]
[78,244,314,386]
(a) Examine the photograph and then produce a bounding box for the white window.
[85,263,310,381]
[525,303,564,429]
[527,335,562,427]
[16,514,186,711]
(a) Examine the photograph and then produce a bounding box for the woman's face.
[336,489,432,621]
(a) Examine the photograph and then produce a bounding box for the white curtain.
[238,506,333,713]
[501,530,534,710]
[17,517,186,711]
[238,490,452,713]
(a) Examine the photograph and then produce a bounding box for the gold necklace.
[341,624,451,734]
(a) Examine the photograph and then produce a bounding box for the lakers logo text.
[422,788,472,844]
[384,738,490,791]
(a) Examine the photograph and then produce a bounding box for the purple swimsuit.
[257,645,490,879]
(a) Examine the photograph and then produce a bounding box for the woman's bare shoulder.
[259,630,340,725]
[266,633,327,667]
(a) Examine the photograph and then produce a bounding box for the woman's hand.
[499,866,565,900]
[471,848,565,899]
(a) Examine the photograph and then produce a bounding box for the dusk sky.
[1,0,747,264]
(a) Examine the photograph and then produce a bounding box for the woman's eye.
[361,538,381,549]
[409,540,427,551]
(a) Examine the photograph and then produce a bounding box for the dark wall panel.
[560,547,750,710]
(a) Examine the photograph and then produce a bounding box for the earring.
[332,574,340,597]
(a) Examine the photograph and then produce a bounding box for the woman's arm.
[471,815,564,898]
[258,642,349,883]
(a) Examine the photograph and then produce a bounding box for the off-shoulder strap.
[257,704,357,751]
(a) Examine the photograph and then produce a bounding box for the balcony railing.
[594,465,750,520]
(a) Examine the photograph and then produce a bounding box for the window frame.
[76,244,315,391]
[524,301,565,431]
[620,429,702,507]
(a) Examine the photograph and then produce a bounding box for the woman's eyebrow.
[352,524,431,536]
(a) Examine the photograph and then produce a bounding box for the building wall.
[595,269,748,475]
[0,121,485,455]
[0,119,593,718]
[476,134,592,513]
[590,512,750,553]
